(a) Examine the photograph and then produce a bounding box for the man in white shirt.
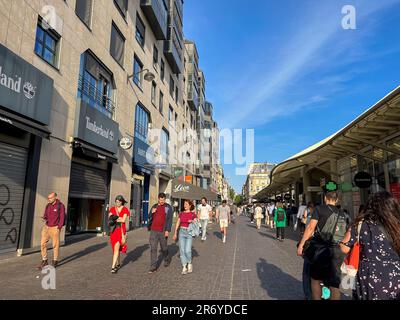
[197,197,213,242]
[216,200,231,243]
[269,203,276,228]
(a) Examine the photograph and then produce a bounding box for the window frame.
[34,21,61,69]
[133,55,144,88]
[135,13,146,48]
[113,0,128,19]
[110,22,125,68]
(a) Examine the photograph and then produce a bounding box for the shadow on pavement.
[65,233,98,246]
[257,258,303,300]
[121,244,149,269]
[213,231,222,240]
[58,242,108,267]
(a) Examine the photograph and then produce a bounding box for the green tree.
[229,187,236,201]
[234,195,243,205]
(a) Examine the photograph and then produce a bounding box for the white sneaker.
[187,263,193,273]
[223,236,226,243]
[182,265,188,275]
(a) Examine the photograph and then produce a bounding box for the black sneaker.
[164,258,171,267]
[111,268,118,274]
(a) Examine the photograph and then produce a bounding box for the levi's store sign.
[0,43,53,125]
[75,101,119,154]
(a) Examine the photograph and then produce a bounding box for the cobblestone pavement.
[0,216,305,300]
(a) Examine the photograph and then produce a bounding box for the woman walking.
[274,202,287,241]
[255,204,263,230]
[173,200,197,275]
[339,191,400,300]
[109,195,130,274]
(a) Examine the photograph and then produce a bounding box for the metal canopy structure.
[255,86,400,199]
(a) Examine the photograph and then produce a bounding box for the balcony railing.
[78,75,115,118]
[187,80,199,110]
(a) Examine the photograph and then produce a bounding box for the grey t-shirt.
[218,205,230,220]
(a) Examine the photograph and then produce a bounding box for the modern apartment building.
[0,0,223,257]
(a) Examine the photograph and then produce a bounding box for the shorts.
[219,219,229,228]
[310,247,346,288]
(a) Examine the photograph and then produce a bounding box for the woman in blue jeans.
[173,200,197,275]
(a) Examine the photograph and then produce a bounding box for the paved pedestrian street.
[0,216,304,300]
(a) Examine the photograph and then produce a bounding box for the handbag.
[302,207,340,265]
[340,221,362,277]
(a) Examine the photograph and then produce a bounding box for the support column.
[302,166,311,203]
[383,151,391,192]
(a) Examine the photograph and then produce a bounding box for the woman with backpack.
[339,191,400,300]
[109,195,130,274]
[274,202,287,241]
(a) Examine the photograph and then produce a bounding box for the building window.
[175,86,179,102]
[34,22,60,67]
[75,0,93,28]
[153,45,158,70]
[78,52,115,118]
[169,106,174,123]
[110,22,125,67]
[151,81,157,105]
[161,128,169,164]
[135,104,150,143]
[159,91,164,114]
[175,113,178,126]
[133,55,143,88]
[114,0,127,18]
[135,14,145,47]
[170,76,174,97]
[160,59,165,82]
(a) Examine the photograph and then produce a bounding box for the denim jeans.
[200,219,208,239]
[179,228,193,266]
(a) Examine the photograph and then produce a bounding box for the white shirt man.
[216,201,231,243]
[197,198,213,241]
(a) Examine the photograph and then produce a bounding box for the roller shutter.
[69,162,108,200]
[0,142,28,253]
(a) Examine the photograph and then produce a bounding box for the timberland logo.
[0,66,36,100]
[85,116,114,142]
[23,82,36,99]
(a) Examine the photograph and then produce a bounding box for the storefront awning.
[255,85,400,199]
[0,108,51,139]
[171,178,219,201]
[74,140,118,163]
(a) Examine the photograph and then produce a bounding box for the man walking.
[148,193,173,273]
[297,191,350,300]
[37,192,65,270]
[197,197,212,242]
[216,200,231,243]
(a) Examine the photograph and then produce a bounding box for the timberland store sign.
[0,43,53,125]
[75,101,119,154]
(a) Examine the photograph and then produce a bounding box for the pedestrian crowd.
[36,189,400,300]
[37,192,238,277]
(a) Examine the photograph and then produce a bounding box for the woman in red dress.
[109,195,130,274]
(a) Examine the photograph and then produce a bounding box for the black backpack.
[277,208,285,222]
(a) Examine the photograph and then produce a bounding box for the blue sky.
[183,0,400,193]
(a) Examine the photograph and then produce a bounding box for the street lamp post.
[127,68,155,83]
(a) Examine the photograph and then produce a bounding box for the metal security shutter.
[0,142,28,253]
[69,162,108,199]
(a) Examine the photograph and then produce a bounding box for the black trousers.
[276,227,285,239]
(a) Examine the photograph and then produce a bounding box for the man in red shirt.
[37,192,66,270]
[148,193,173,273]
